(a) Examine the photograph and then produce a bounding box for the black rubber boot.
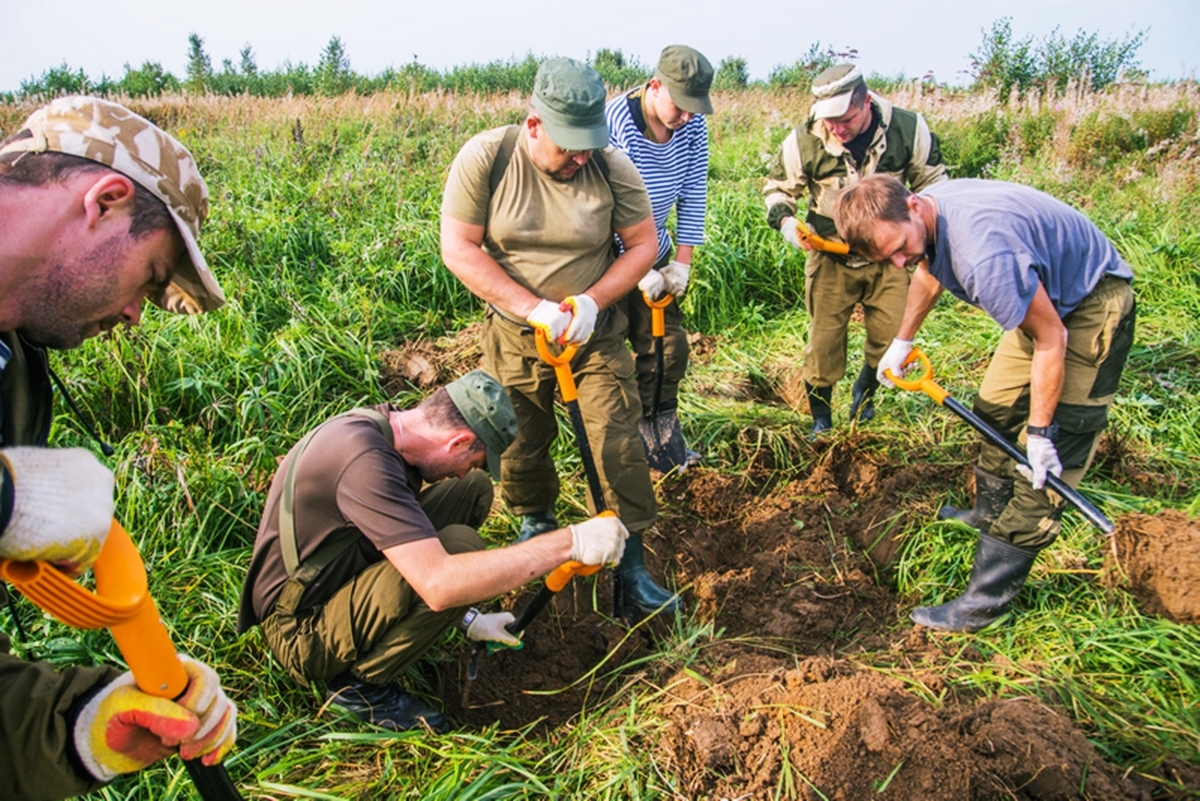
[805,383,833,438]
[326,671,447,732]
[517,511,559,543]
[938,467,1014,535]
[638,401,692,473]
[910,533,1039,633]
[616,532,681,617]
[848,363,880,424]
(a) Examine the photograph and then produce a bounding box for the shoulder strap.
[488,124,521,196]
[279,408,392,580]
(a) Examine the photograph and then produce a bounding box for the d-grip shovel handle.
[886,348,1114,535]
[795,219,851,255]
[641,290,673,337]
[0,520,243,800]
[535,330,579,402]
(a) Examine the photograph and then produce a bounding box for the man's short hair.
[834,174,913,255]
[0,144,174,241]
[848,81,869,110]
[417,388,487,456]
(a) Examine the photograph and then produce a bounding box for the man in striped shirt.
[607,45,712,473]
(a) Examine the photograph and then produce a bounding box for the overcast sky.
[2,0,1196,93]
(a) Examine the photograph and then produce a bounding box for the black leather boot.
[326,671,447,732]
[848,363,880,423]
[516,511,559,543]
[910,533,1039,633]
[616,532,681,617]
[938,467,1014,535]
[805,383,833,438]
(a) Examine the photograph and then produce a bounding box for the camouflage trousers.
[481,305,657,532]
[802,250,910,387]
[261,470,492,686]
[974,276,1136,549]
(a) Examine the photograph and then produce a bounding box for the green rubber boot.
[910,533,1039,633]
[939,467,1014,535]
[615,532,681,617]
[516,511,559,543]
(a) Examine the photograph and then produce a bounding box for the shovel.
[0,519,244,800]
[795,219,851,255]
[638,290,687,471]
[886,348,1114,535]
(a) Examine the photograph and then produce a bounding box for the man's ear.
[906,192,923,219]
[447,431,475,453]
[525,114,540,139]
[82,172,137,230]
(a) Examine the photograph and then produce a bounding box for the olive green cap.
[530,57,609,151]
[446,370,518,480]
[656,45,714,115]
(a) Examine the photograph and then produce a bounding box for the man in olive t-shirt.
[238,371,630,731]
[440,58,680,618]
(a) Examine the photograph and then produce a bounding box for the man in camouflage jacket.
[764,64,947,435]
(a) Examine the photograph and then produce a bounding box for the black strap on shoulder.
[488,124,522,196]
[279,408,392,581]
[625,85,649,137]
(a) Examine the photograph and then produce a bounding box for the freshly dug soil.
[1103,510,1200,624]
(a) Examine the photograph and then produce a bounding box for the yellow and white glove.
[876,338,914,389]
[0,446,113,574]
[569,514,628,567]
[562,294,599,345]
[73,655,237,782]
[780,217,805,249]
[637,269,667,300]
[464,609,521,647]
[526,299,573,343]
[659,260,691,298]
[1018,435,1063,491]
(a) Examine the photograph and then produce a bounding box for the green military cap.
[531,57,609,152]
[811,64,866,120]
[446,370,518,480]
[0,96,224,314]
[656,45,714,115]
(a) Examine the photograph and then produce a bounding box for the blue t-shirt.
[921,180,1133,330]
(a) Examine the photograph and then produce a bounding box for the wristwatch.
[459,607,479,633]
[1026,422,1059,441]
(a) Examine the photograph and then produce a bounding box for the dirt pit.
[1103,510,1200,624]
[422,439,1200,797]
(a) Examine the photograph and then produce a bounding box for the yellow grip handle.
[543,509,617,591]
[796,219,851,255]
[535,329,579,402]
[883,348,949,405]
[641,290,673,338]
[0,520,188,699]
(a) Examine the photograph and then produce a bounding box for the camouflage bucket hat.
[531,58,609,152]
[656,45,714,115]
[0,96,224,314]
[445,370,518,480]
[811,64,866,119]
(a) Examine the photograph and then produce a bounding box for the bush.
[936,111,1010,177]
[713,57,749,91]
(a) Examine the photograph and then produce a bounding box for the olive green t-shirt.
[441,126,652,314]
[237,404,435,629]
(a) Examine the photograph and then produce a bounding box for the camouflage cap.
[531,58,609,152]
[0,96,224,314]
[811,64,866,119]
[445,369,518,480]
[656,45,714,115]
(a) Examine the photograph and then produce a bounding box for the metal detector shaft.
[887,349,1114,535]
[0,521,243,800]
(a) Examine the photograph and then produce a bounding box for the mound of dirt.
[379,323,483,394]
[657,648,1149,800]
[1103,510,1200,624]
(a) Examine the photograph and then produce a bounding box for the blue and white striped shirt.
[606,87,709,262]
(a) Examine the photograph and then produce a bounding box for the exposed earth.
[384,337,1200,799]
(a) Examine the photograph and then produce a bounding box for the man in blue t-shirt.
[835,175,1136,633]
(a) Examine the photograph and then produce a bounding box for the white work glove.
[637,269,667,300]
[527,299,574,343]
[1018,435,1063,491]
[464,609,521,647]
[780,217,805,250]
[73,654,237,782]
[876,338,914,389]
[562,294,599,345]
[0,446,114,574]
[659,260,691,298]
[569,514,628,567]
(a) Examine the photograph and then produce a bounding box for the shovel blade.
[639,413,688,473]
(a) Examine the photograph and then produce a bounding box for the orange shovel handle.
[883,348,949,405]
[796,219,851,255]
[641,291,673,337]
[535,329,580,402]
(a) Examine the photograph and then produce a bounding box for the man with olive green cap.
[607,44,713,473]
[441,57,682,619]
[239,369,631,731]
[763,64,946,436]
[0,96,234,799]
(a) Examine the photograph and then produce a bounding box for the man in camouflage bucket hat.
[238,370,628,732]
[763,64,946,437]
[0,97,234,799]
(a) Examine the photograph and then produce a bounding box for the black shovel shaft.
[943,396,1114,535]
[651,336,664,417]
[567,399,607,513]
[184,760,243,801]
[508,586,555,635]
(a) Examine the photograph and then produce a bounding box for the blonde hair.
[834,174,912,255]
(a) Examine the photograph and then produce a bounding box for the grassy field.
[1,79,1198,798]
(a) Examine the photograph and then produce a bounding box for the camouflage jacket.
[763,93,946,265]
